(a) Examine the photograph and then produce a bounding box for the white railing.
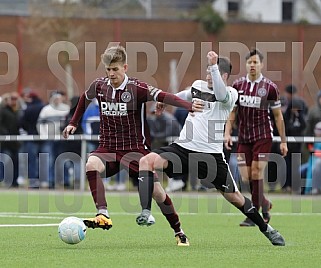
[0,135,318,191]
[0,134,98,191]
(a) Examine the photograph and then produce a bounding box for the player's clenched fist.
[207,51,218,66]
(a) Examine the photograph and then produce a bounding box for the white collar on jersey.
[246,73,263,84]
[107,74,128,90]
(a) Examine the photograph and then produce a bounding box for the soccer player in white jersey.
[136,51,285,246]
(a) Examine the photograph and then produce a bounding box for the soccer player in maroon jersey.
[62,45,198,246]
[224,48,288,227]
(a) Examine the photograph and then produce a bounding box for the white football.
[58,216,87,244]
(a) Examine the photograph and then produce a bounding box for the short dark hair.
[245,48,264,62]
[285,84,297,94]
[217,57,232,78]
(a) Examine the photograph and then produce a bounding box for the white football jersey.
[175,79,238,153]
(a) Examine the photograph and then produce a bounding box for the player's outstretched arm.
[154,88,193,115]
[156,91,193,111]
[207,51,228,102]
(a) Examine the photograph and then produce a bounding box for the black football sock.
[138,170,154,211]
[237,196,267,232]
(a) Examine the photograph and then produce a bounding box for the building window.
[282,1,293,22]
[227,1,240,19]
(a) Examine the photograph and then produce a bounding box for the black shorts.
[153,143,238,193]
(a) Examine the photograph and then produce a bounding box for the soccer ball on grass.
[58,216,87,244]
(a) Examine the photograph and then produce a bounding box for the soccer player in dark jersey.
[62,45,200,246]
[224,48,288,227]
[136,51,285,246]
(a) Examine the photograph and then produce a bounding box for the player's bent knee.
[139,153,158,170]
[86,156,104,173]
[153,155,168,170]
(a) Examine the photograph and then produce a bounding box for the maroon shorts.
[90,147,150,179]
[237,139,272,166]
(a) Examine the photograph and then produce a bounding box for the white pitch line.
[0,223,58,228]
[0,212,136,218]
[0,215,63,219]
[0,212,320,228]
[1,212,321,218]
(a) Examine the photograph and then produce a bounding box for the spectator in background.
[283,98,306,193]
[284,84,308,117]
[147,104,182,148]
[37,91,70,188]
[61,96,83,188]
[20,90,45,188]
[305,90,321,137]
[81,99,100,153]
[282,85,307,192]
[0,92,23,187]
[302,90,321,194]
[310,122,321,195]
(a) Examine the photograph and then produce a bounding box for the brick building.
[0,15,320,105]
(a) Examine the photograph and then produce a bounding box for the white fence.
[0,135,318,191]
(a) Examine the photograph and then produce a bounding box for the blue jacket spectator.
[81,99,100,137]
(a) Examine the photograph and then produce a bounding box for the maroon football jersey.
[75,75,192,151]
[232,74,281,143]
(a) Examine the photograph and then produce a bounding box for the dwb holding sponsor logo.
[101,102,128,116]
[239,95,261,108]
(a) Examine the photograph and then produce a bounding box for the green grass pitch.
[0,190,320,268]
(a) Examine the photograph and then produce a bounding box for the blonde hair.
[101,45,127,67]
